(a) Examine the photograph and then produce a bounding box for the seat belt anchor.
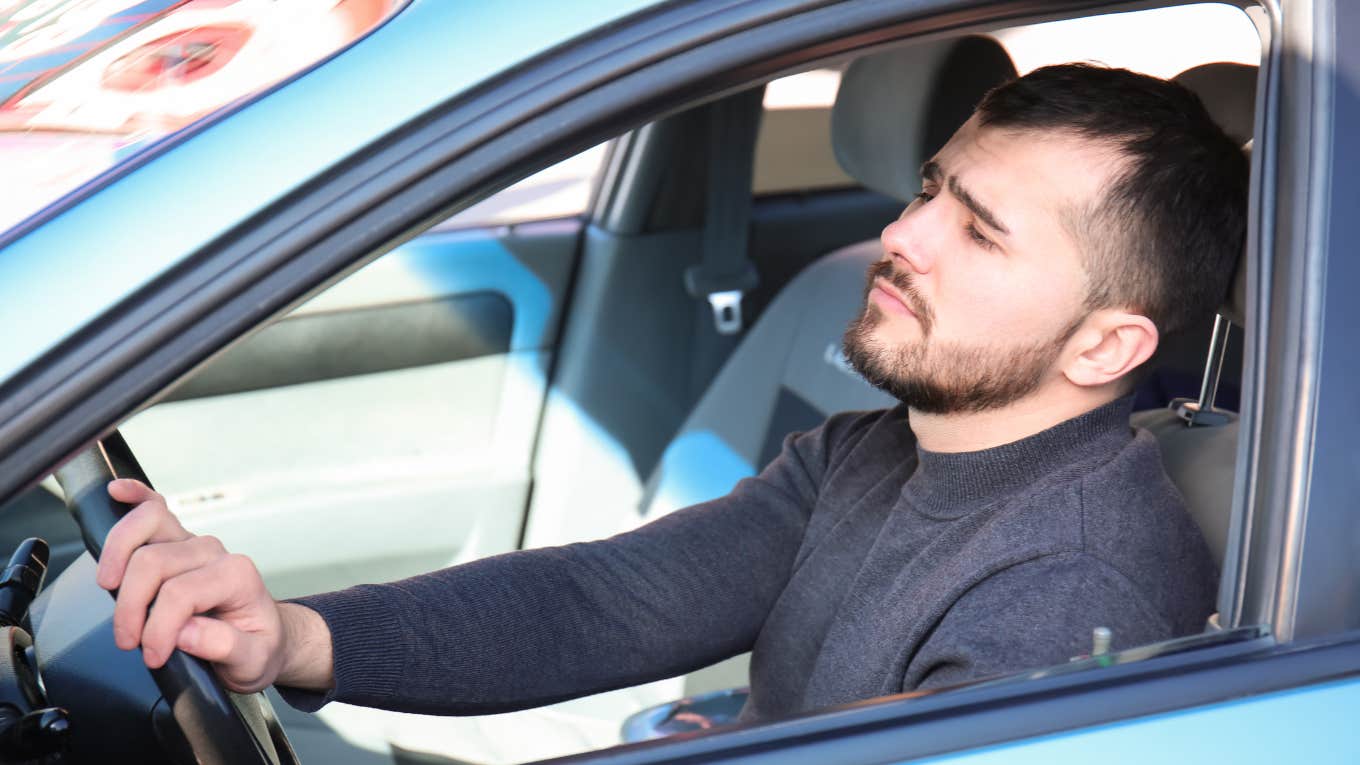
[706,290,745,335]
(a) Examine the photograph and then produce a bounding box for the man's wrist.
[275,602,335,691]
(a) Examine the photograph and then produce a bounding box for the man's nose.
[880,207,938,275]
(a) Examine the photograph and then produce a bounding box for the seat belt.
[686,87,764,334]
[684,87,764,397]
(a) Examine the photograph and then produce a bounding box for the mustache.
[866,260,933,330]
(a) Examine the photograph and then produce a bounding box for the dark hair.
[976,63,1249,343]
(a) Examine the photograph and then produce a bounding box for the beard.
[843,260,1081,415]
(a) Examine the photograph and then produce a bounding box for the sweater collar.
[902,396,1135,519]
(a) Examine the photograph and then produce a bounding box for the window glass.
[0,0,409,236]
[752,67,854,195]
[994,2,1259,75]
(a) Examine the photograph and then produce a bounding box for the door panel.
[119,219,581,598]
[0,220,581,582]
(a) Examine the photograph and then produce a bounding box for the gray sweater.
[288,397,1217,720]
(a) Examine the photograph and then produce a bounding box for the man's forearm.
[276,602,335,691]
[275,416,838,714]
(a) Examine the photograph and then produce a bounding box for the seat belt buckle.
[706,290,745,335]
[685,263,757,335]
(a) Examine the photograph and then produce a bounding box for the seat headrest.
[1173,62,1258,146]
[831,36,1017,202]
[1172,62,1258,327]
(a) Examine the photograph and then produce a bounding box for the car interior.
[0,3,1266,764]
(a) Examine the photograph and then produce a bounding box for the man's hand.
[96,478,333,693]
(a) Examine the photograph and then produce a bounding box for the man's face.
[844,117,1122,414]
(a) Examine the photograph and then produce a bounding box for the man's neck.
[909,385,1123,453]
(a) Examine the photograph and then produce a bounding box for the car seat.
[642,35,1018,520]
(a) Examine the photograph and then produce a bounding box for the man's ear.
[1061,310,1159,389]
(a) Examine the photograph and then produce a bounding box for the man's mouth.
[871,277,918,319]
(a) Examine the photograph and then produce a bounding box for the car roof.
[0,0,659,390]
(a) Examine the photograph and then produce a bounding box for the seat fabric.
[1130,408,1239,569]
[643,240,892,518]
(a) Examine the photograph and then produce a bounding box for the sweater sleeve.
[907,552,1173,692]
[279,410,879,715]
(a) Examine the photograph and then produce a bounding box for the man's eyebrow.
[918,159,1011,237]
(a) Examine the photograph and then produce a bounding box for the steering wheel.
[53,431,296,765]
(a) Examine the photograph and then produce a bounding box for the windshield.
[0,0,408,237]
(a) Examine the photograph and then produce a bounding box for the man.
[95,63,1246,722]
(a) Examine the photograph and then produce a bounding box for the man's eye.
[914,191,934,203]
[965,222,996,251]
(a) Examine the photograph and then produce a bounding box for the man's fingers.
[176,616,271,693]
[107,478,159,505]
[140,554,262,669]
[111,535,227,651]
[96,484,190,590]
